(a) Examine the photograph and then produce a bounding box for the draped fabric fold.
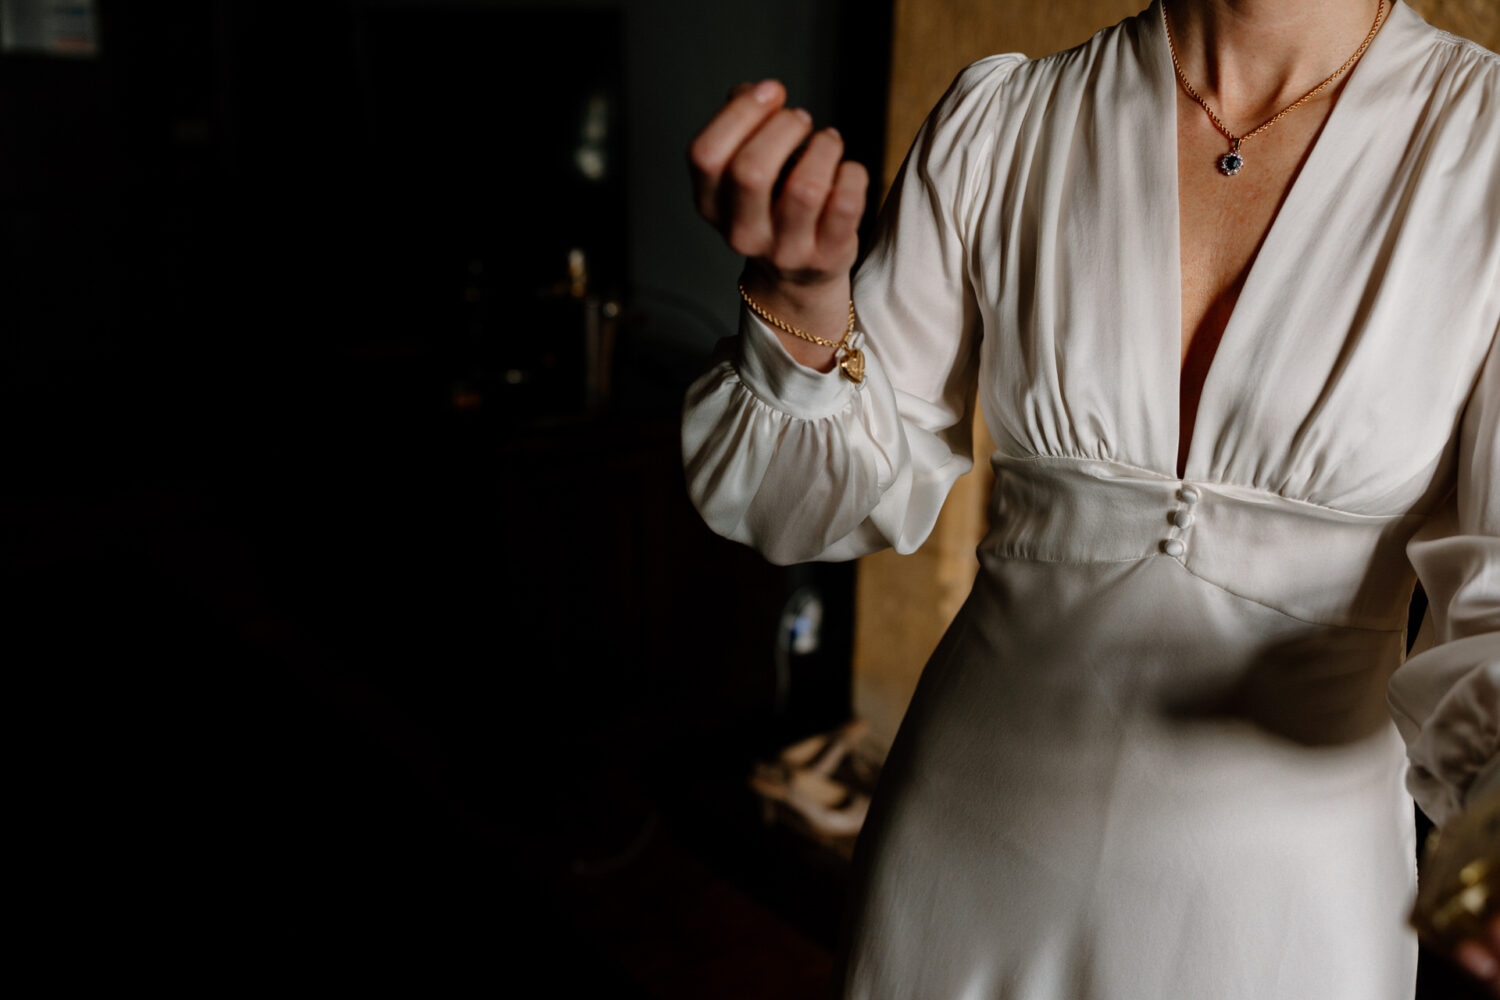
[1390,325,1500,825]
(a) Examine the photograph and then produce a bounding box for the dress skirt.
[835,456,1420,999]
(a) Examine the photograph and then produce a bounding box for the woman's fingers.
[721,106,814,257]
[771,127,844,271]
[688,79,786,224]
[1454,915,1500,995]
[688,81,868,281]
[1457,939,1500,991]
[816,159,870,263]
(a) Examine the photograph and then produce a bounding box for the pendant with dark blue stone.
[1217,143,1244,176]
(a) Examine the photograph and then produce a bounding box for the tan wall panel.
[854,0,1141,753]
[852,0,1494,754]
[883,1,1143,183]
[1408,0,1499,51]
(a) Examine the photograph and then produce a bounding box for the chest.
[1174,88,1341,366]
[970,47,1493,508]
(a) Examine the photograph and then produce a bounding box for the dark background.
[5,0,887,991]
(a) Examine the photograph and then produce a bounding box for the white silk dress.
[681,2,1500,997]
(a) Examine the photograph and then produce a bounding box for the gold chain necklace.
[1162,0,1389,176]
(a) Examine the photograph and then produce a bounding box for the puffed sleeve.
[681,53,1027,566]
[1388,325,1500,826]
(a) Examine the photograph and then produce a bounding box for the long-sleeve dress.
[680,2,1499,997]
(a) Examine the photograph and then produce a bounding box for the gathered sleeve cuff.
[680,53,1028,566]
[682,306,968,565]
[1389,325,1500,826]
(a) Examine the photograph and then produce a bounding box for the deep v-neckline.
[1149,0,1395,480]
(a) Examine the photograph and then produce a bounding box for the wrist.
[738,274,864,383]
[738,263,852,348]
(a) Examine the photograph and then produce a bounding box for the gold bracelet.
[738,283,865,384]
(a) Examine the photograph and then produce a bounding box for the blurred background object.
[1,0,100,56]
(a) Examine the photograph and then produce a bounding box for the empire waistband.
[982,454,1430,631]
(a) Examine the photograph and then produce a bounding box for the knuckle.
[784,111,814,134]
[686,136,722,173]
[728,159,772,191]
[842,161,870,188]
[831,194,864,217]
[727,226,765,257]
[814,245,857,272]
[814,128,844,152]
[769,244,808,272]
[782,179,829,209]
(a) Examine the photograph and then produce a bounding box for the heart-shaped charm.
[840,347,865,384]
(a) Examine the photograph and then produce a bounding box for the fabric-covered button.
[1178,486,1200,504]
[1172,510,1195,529]
[1161,538,1185,557]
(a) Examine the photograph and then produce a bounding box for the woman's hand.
[1455,915,1500,996]
[687,79,869,371]
[1414,791,1500,996]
